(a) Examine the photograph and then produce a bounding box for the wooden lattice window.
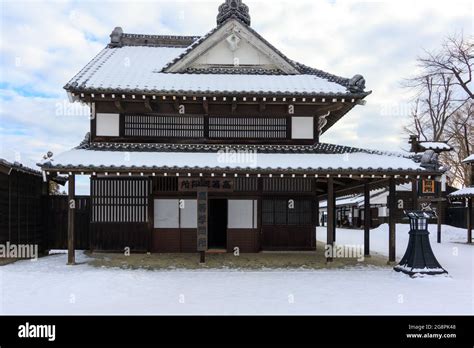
[91,177,150,223]
[262,178,313,192]
[152,177,178,192]
[262,199,312,225]
[209,117,287,139]
[234,177,259,192]
[124,114,204,138]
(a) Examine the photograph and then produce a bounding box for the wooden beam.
[202,99,209,114]
[114,100,125,112]
[144,99,153,112]
[327,177,335,262]
[332,179,347,186]
[318,178,389,199]
[314,103,345,115]
[412,178,418,210]
[67,174,75,265]
[388,177,396,263]
[364,181,370,256]
[315,197,320,227]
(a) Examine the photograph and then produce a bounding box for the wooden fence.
[44,195,91,250]
[0,170,45,251]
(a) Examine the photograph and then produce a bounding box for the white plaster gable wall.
[191,37,275,67]
[166,20,299,74]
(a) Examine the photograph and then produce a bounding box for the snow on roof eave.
[448,187,474,198]
[418,142,452,151]
[43,165,431,175]
[60,136,415,158]
[66,87,371,98]
[0,158,42,176]
[40,148,436,175]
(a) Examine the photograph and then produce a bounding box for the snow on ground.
[0,224,472,315]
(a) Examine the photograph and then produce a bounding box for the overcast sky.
[0,0,472,192]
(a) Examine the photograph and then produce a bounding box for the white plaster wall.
[154,199,179,228]
[228,199,255,229]
[291,117,314,139]
[379,207,388,217]
[192,38,274,67]
[96,113,120,137]
[180,199,197,228]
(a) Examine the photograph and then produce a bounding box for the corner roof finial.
[217,0,251,26]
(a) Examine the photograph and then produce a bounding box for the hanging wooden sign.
[179,178,234,192]
[196,188,208,252]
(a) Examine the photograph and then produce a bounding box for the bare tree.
[404,34,474,187]
[442,102,474,186]
[416,33,473,100]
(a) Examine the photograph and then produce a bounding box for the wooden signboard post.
[197,188,208,263]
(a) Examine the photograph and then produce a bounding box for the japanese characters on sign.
[422,179,436,194]
[179,178,234,192]
[197,189,208,251]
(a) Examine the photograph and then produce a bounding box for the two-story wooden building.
[41,0,446,264]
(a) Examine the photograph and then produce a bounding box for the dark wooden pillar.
[197,188,208,263]
[315,197,320,227]
[364,181,370,256]
[412,178,418,210]
[327,177,335,262]
[313,196,319,250]
[468,198,473,244]
[67,174,76,265]
[388,177,396,263]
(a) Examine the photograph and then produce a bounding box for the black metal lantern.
[394,210,447,276]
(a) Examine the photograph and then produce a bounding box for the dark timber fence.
[0,169,45,252]
[45,195,91,250]
[446,205,473,229]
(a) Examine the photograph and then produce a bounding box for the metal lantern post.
[394,210,447,276]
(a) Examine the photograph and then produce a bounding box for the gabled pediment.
[164,19,300,74]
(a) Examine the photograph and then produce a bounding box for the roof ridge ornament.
[348,74,366,92]
[109,27,123,47]
[217,0,251,26]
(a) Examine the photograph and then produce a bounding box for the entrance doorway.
[208,199,227,249]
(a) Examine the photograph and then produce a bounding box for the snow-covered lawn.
[0,224,472,315]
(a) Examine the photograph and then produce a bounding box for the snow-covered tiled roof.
[73,137,408,157]
[64,46,351,96]
[0,158,41,176]
[418,142,451,151]
[319,188,392,208]
[41,147,426,173]
[448,187,474,198]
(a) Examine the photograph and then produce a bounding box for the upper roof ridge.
[217,0,251,26]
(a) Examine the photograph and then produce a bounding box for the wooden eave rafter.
[43,167,440,179]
